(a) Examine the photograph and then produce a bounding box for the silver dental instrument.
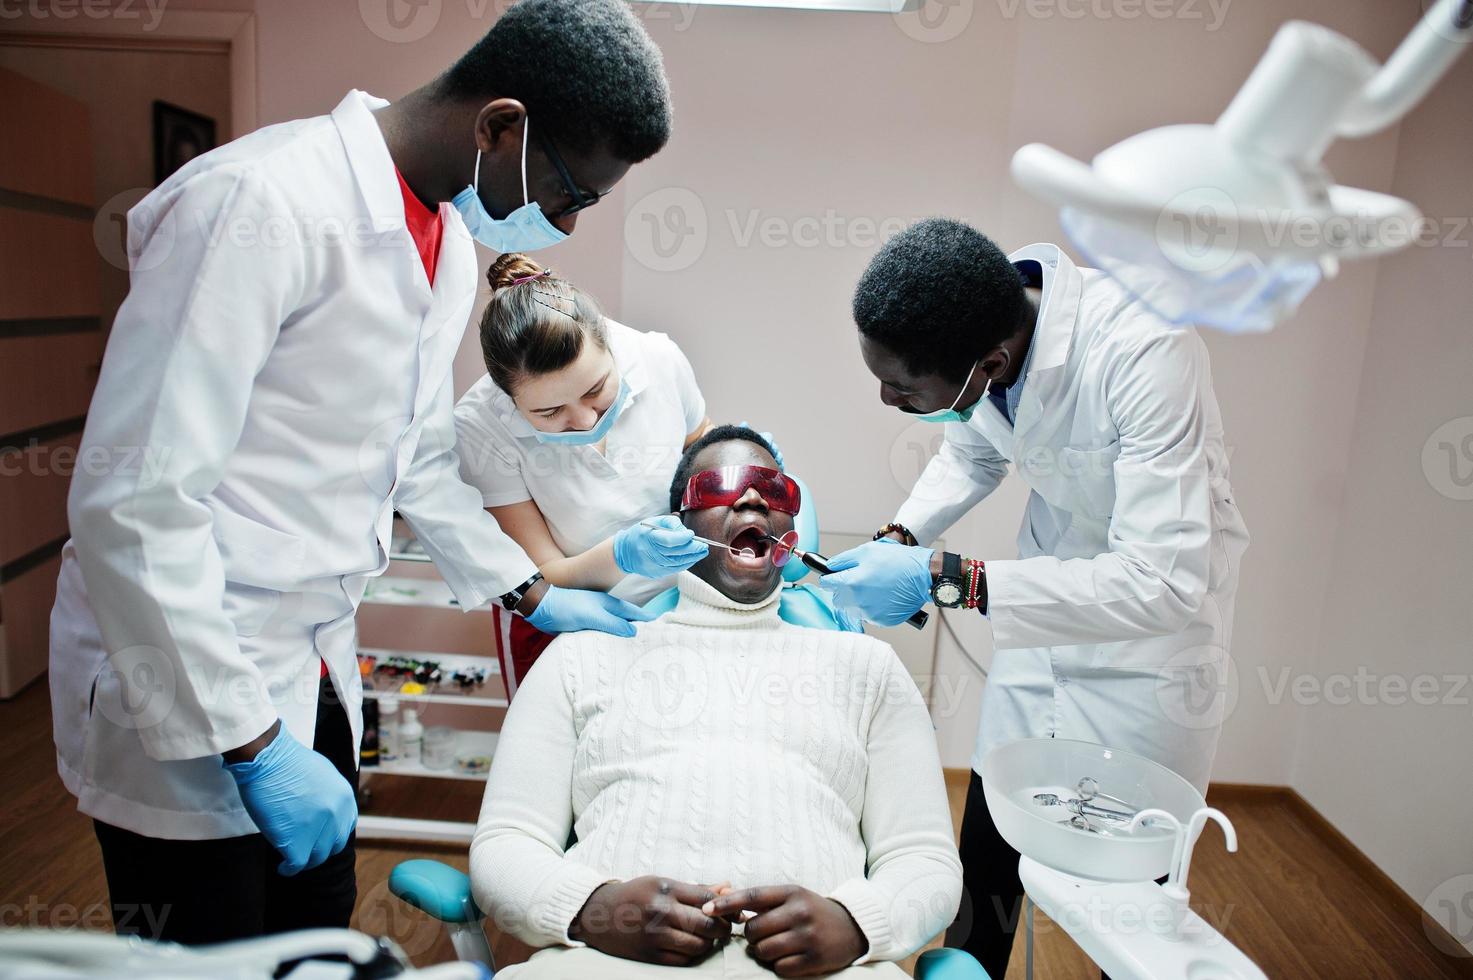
[1059,813,1114,836]
[638,520,758,558]
[1077,776,1140,813]
[1031,792,1137,823]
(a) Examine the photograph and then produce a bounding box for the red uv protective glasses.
[680,465,802,515]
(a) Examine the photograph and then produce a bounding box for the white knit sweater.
[470,572,962,965]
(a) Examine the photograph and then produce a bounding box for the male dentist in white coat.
[821,218,1249,980]
[49,0,673,946]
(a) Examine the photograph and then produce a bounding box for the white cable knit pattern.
[470,572,962,965]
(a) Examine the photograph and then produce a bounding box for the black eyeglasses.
[535,126,601,220]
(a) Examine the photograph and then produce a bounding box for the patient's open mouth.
[727,526,772,567]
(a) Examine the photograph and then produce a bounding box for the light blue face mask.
[905,359,990,424]
[533,375,630,446]
[452,117,568,253]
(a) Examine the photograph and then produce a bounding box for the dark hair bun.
[487,253,546,294]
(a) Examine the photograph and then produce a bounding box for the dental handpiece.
[769,537,930,631]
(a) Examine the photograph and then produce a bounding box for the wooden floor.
[3,677,1469,978]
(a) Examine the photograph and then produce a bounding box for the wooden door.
[0,65,101,697]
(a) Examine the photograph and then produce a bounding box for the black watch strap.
[500,572,545,611]
[931,552,966,608]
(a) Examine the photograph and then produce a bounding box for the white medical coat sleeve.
[985,332,1214,650]
[393,375,539,610]
[66,168,303,762]
[828,654,963,963]
[893,421,1010,547]
[469,640,613,948]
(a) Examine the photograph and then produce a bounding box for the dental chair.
[389,858,984,978]
[387,474,988,978]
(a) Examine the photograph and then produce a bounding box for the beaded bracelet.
[964,558,986,611]
[872,522,918,546]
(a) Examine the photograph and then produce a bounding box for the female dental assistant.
[821,219,1249,980]
[454,253,726,695]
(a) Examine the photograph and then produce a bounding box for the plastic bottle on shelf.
[379,696,401,763]
[423,726,456,770]
[400,708,424,767]
[360,699,380,767]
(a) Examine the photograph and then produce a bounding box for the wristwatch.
[499,572,545,612]
[931,552,966,608]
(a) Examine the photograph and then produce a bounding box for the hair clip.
[531,291,577,318]
[510,270,551,286]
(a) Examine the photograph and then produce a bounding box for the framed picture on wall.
[153,100,216,185]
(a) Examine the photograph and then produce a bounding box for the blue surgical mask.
[533,376,630,446]
[907,360,990,424]
[452,117,568,253]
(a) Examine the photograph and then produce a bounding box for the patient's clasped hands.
[569,876,867,976]
[570,876,730,966]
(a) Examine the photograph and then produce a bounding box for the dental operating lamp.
[1011,0,1473,332]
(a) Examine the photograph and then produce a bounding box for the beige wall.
[1291,47,1473,949]
[0,43,232,335]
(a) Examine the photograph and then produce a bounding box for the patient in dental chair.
[470,426,961,978]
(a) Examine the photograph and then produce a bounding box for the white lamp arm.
[1338,0,1473,138]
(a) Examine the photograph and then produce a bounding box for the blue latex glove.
[835,603,866,633]
[737,420,784,468]
[613,515,710,578]
[819,538,935,627]
[526,583,659,637]
[224,725,357,876]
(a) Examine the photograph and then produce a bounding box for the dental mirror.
[1077,776,1139,813]
[769,529,801,568]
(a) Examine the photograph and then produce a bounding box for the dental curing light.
[1012,0,1473,332]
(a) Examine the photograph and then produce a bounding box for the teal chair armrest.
[390,859,484,925]
[778,583,864,632]
[915,948,991,980]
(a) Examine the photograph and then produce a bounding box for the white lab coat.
[49,91,539,840]
[895,244,1249,792]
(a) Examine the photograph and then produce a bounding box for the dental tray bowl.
[981,738,1206,883]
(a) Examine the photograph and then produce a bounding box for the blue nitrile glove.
[819,538,935,627]
[224,725,357,876]
[835,603,866,633]
[737,420,784,468]
[526,584,659,637]
[613,515,710,578]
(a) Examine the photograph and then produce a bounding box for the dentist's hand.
[738,420,784,468]
[834,604,866,633]
[526,584,659,637]
[820,539,935,627]
[223,722,357,876]
[613,516,709,578]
